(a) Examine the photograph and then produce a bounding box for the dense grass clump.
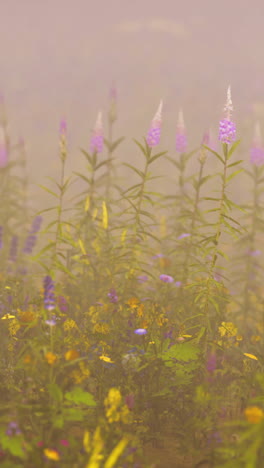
[0,87,264,467]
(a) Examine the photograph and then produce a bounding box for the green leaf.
[227,140,241,159]
[48,383,63,402]
[149,151,167,164]
[161,342,200,363]
[203,145,224,164]
[38,185,59,198]
[65,387,96,406]
[123,163,145,179]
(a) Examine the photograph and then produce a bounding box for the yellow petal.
[244,353,258,361]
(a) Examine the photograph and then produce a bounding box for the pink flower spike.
[250,121,264,166]
[60,439,69,447]
[90,111,103,154]
[146,99,163,148]
[60,119,67,136]
[218,86,236,144]
[176,109,187,153]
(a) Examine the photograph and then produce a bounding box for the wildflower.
[23,216,42,254]
[0,125,8,168]
[206,352,217,373]
[43,275,56,311]
[176,109,187,153]
[108,288,118,303]
[59,119,67,161]
[247,249,261,257]
[175,281,182,287]
[134,328,147,335]
[99,355,114,363]
[18,310,36,324]
[178,233,190,239]
[250,121,264,165]
[45,352,57,365]
[57,295,68,313]
[23,354,32,364]
[65,349,80,361]
[63,318,77,331]
[44,448,60,461]
[90,111,103,153]
[45,319,56,326]
[244,406,264,424]
[6,421,21,436]
[9,236,18,262]
[137,275,148,283]
[146,99,163,147]
[125,394,135,410]
[159,274,174,283]
[218,85,236,143]
[126,297,140,309]
[60,439,69,447]
[93,322,110,334]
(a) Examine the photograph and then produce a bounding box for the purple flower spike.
[60,119,67,136]
[45,319,56,326]
[159,274,174,283]
[176,109,187,153]
[175,281,182,287]
[146,100,163,148]
[90,111,103,154]
[43,275,56,311]
[0,144,8,168]
[206,352,217,373]
[134,328,147,335]
[218,86,236,144]
[137,275,148,283]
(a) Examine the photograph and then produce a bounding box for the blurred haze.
[1,0,264,207]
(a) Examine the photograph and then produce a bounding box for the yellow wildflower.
[126,297,140,309]
[8,318,20,336]
[65,349,80,361]
[99,355,114,363]
[63,318,78,331]
[244,406,264,424]
[93,322,110,334]
[45,352,57,365]
[218,322,238,338]
[23,354,32,364]
[18,310,36,325]
[44,448,60,461]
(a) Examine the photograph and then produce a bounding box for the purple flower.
[146,100,162,148]
[60,119,67,136]
[206,352,217,373]
[178,233,190,239]
[218,86,236,144]
[159,274,174,283]
[134,328,147,335]
[9,236,18,262]
[176,109,187,153]
[248,249,261,257]
[250,122,264,166]
[90,111,103,154]
[174,281,182,287]
[6,421,21,436]
[0,144,8,168]
[125,393,135,410]
[45,319,56,326]
[108,288,118,303]
[57,295,68,313]
[218,119,236,144]
[137,275,148,283]
[43,276,56,311]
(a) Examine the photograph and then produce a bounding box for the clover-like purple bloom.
[108,288,118,303]
[159,274,174,283]
[134,328,147,335]
[176,109,187,153]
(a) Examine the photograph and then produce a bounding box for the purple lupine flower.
[45,318,56,326]
[146,100,163,147]
[43,275,56,311]
[218,86,236,144]
[9,236,18,262]
[134,328,147,335]
[250,121,264,166]
[23,216,42,254]
[159,274,174,283]
[90,111,103,153]
[0,125,8,168]
[176,109,187,153]
[107,288,118,303]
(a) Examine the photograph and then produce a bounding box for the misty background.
[1,0,264,210]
